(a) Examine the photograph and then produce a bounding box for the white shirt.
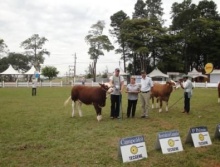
[183,79,193,93]
[109,75,124,95]
[140,76,153,92]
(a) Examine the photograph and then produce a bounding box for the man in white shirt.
[140,70,154,118]
[32,79,37,96]
[180,75,194,114]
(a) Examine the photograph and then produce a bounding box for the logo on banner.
[168,139,175,147]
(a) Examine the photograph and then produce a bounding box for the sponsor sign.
[214,124,220,139]
[155,130,183,154]
[204,63,213,74]
[185,126,212,147]
[118,135,147,163]
[34,71,40,79]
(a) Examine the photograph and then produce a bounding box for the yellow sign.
[204,63,213,74]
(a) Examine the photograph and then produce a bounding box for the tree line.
[0,34,58,81]
[85,0,220,81]
[1,0,220,82]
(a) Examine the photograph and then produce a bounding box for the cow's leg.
[156,98,159,109]
[77,101,83,117]
[218,97,220,103]
[93,103,102,122]
[159,99,162,113]
[151,97,155,109]
[71,101,75,117]
[165,101,168,112]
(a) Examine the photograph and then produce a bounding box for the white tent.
[0,65,21,75]
[148,67,169,78]
[24,66,37,75]
[188,68,208,78]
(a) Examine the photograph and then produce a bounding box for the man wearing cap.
[180,75,194,114]
[109,68,124,119]
[140,70,154,118]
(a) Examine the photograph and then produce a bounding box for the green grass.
[0,87,220,167]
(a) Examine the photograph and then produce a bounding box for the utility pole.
[73,53,77,84]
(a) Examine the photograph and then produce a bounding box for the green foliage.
[0,38,8,58]
[20,34,50,70]
[41,66,59,80]
[1,87,220,167]
[85,20,114,82]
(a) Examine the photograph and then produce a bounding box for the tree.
[0,38,8,58]
[121,18,152,72]
[132,0,147,19]
[85,20,114,82]
[20,34,50,71]
[41,66,59,81]
[110,10,130,72]
[0,52,30,73]
[170,0,220,72]
[7,53,30,72]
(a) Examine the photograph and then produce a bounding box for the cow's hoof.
[97,115,102,121]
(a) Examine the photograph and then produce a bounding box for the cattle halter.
[169,96,184,109]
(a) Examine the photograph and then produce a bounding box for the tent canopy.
[188,68,208,78]
[24,66,37,75]
[0,65,21,75]
[148,67,169,78]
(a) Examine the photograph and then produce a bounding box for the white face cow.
[64,83,113,122]
[104,82,114,94]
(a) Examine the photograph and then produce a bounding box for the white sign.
[155,130,183,154]
[185,126,212,147]
[214,124,220,139]
[119,135,147,163]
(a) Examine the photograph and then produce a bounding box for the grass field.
[0,86,220,167]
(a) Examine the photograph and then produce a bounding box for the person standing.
[109,68,124,119]
[81,77,85,85]
[180,75,194,114]
[140,70,154,118]
[126,76,140,118]
[32,79,37,96]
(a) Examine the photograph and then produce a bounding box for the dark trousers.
[184,92,190,113]
[32,88,36,96]
[127,99,138,118]
[110,95,121,118]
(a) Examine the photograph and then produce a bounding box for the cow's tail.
[64,96,71,107]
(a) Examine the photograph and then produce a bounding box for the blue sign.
[34,71,40,78]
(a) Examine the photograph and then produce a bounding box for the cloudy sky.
[1,0,219,76]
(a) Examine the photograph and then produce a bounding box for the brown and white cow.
[151,81,175,112]
[218,83,220,103]
[64,83,112,121]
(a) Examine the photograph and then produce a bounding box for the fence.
[0,81,218,88]
[0,80,104,88]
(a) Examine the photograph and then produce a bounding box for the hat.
[115,68,120,72]
[141,70,146,74]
